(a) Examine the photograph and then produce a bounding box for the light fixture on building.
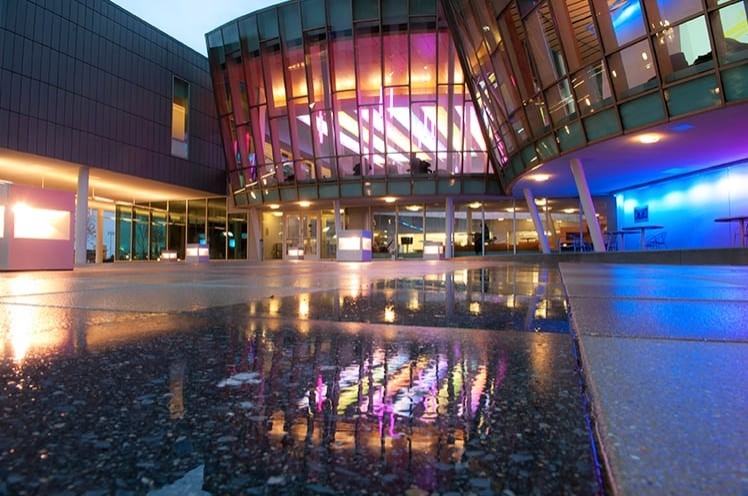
[383,197,396,203]
[530,173,550,182]
[298,201,311,207]
[638,133,661,144]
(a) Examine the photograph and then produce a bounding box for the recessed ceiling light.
[383,197,396,203]
[638,133,660,144]
[530,174,550,182]
[298,201,311,207]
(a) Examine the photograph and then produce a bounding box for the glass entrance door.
[303,215,318,259]
[285,213,320,260]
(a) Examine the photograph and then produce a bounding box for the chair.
[646,231,667,249]
[604,232,618,251]
[568,233,588,252]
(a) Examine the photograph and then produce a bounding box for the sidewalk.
[559,263,748,496]
[0,259,745,495]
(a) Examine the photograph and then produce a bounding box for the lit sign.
[13,205,71,240]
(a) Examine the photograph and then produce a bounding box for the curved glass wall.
[443,0,748,186]
[207,0,748,204]
[207,0,502,208]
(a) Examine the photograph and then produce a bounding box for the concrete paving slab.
[560,262,748,496]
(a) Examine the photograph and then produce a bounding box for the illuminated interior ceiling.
[509,103,748,198]
[0,149,218,207]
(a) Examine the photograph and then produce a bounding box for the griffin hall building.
[1,0,747,268]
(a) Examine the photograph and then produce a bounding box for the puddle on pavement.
[0,265,604,495]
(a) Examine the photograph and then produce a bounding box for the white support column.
[481,207,486,255]
[445,197,454,259]
[512,198,517,254]
[523,188,551,254]
[333,200,342,234]
[95,208,104,263]
[75,167,89,265]
[570,158,605,252]
[249,208,262,261]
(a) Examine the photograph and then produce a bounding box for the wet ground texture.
[0,263,605,495]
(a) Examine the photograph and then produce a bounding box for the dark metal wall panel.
[0,0,226,195]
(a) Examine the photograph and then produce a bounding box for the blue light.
[612,1,641,30]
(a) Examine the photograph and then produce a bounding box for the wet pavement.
[0,261,604,495]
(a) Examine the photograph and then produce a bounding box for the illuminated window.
[13,205,71,240]
[171,77,190,159]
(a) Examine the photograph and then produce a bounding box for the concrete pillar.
[445,197,454,259]
[75,167,89,265]
[95,208,104,263]
[249,208,261,261]
[333,200,342,233]
[523,188,551,254]
[512,198,517,255]
[570,158,605,252]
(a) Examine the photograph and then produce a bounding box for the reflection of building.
[207,0,748,259]
[212,267,590,493]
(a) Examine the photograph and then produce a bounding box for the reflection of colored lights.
[298,294,310,319]
[6,277,64,363]
[384,302,396,323]
[268,298,280,315]
[469,301,481,314]
[534,299,548,319]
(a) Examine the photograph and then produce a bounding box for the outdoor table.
[622,225,664,250]
[714,215,748,248]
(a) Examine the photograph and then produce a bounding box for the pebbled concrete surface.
[560,263,748,496]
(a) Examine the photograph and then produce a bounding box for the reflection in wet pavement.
[0,265,604,495]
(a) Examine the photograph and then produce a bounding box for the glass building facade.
[206,0,748,260]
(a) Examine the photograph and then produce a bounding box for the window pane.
[355,22,381,104]
[592,0,646,51]
[655,16,713,83]
[411,31,436,100]
[262,41,286,114]
[573,62,613,115]
[306,34,330,107]
[353,0,378,20]
[132,207,150,261]
[383,86,410,161]
[546,78,576,125]
[168,201,186,260]
[384,29,410,85]
[332,38,355,91]
[279,3,302,45]
[525,3,566,87]
[327,0,352,36]
[302,0,325,28]
[284,43,307,98]
[646,0,703,27]
[608,40,656,99]
[171,77,189,159]
[712,4,748,64]
[187,199,206,245]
